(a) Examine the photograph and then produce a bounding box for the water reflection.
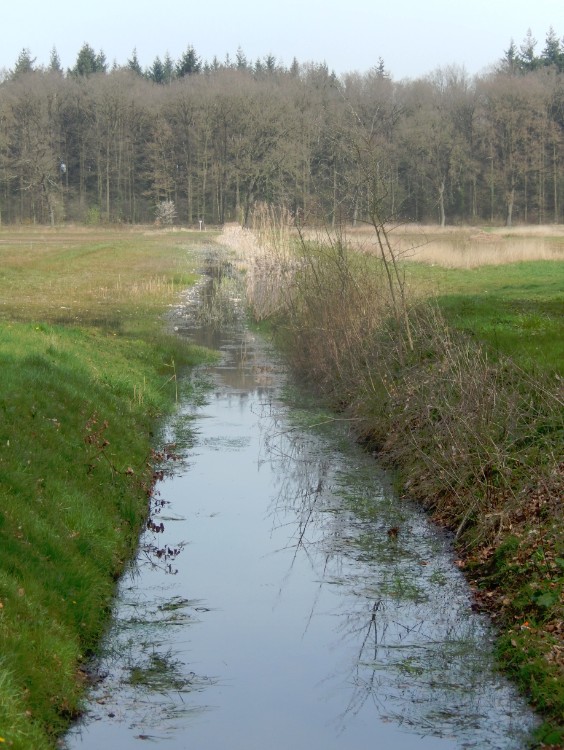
[65,260,536,750]
[260,415,532,747]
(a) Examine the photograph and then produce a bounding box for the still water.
[65,264,536,749]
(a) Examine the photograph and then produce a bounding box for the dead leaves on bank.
[462,463,564,689]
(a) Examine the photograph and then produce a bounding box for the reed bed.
[216,206,302,320]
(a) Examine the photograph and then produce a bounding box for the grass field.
[1,223,562,747]
[0,226,215,749]
[0,225,203,333]
[322,224,564,375]
[342,223,564,267]
[405,260,564,375]
[253,221,564,375]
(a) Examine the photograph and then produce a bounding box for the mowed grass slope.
[0,227,214,748]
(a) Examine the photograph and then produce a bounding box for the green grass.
[406,260,564,374]
[0,227,217,748]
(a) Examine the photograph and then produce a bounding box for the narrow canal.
[65,256,537,749]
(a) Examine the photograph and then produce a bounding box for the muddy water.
[65,266,537,750]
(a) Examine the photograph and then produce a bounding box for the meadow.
[298,223,564,374]
[0,222,562,747]
[397,225,564,375]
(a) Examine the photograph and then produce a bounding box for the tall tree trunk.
[332,163,337,228]
[554,142,559,223]
[506,187,515,227]
[187,173,193,225]
[105,140,110,220]
[438,180,446,227]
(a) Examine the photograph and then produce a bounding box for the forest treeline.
[1,29,563,227]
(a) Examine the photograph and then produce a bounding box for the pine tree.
[236,47,248,71]
[541,26,563,70]
[176,46,201,77]
[254,58,264,76]
[376,57,388,78]
[127,48,143,75]
[148,56,165,84]
[518,29,539,71]
[48,47,63,75]
[501,39,519,74]
[163,53,175,84]
[71,43,106,76]
[264,54,277,73]
[96,50,107,73]
[12,48,36,77]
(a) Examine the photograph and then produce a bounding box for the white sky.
[3,0,562,80]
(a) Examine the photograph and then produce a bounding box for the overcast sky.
[2,0,562,80]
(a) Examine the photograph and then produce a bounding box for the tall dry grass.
[334,224,564,268]
[216,205,301,320]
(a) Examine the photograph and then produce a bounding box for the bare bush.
[227,213,563,549]
[375,306,563,542]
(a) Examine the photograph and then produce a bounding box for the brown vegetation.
[322,224,564,268]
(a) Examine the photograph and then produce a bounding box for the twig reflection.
[260,403,535,747]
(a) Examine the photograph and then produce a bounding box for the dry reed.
[332,224,564,268]
[216,205,301,320]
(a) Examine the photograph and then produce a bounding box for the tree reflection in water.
[261,408,534,747]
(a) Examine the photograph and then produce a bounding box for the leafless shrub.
[227,213,563,548]
[373,305,563,543]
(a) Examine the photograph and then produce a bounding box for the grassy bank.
[0,227,215,748]
[230,221,563,746]
[407,260,564,375]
